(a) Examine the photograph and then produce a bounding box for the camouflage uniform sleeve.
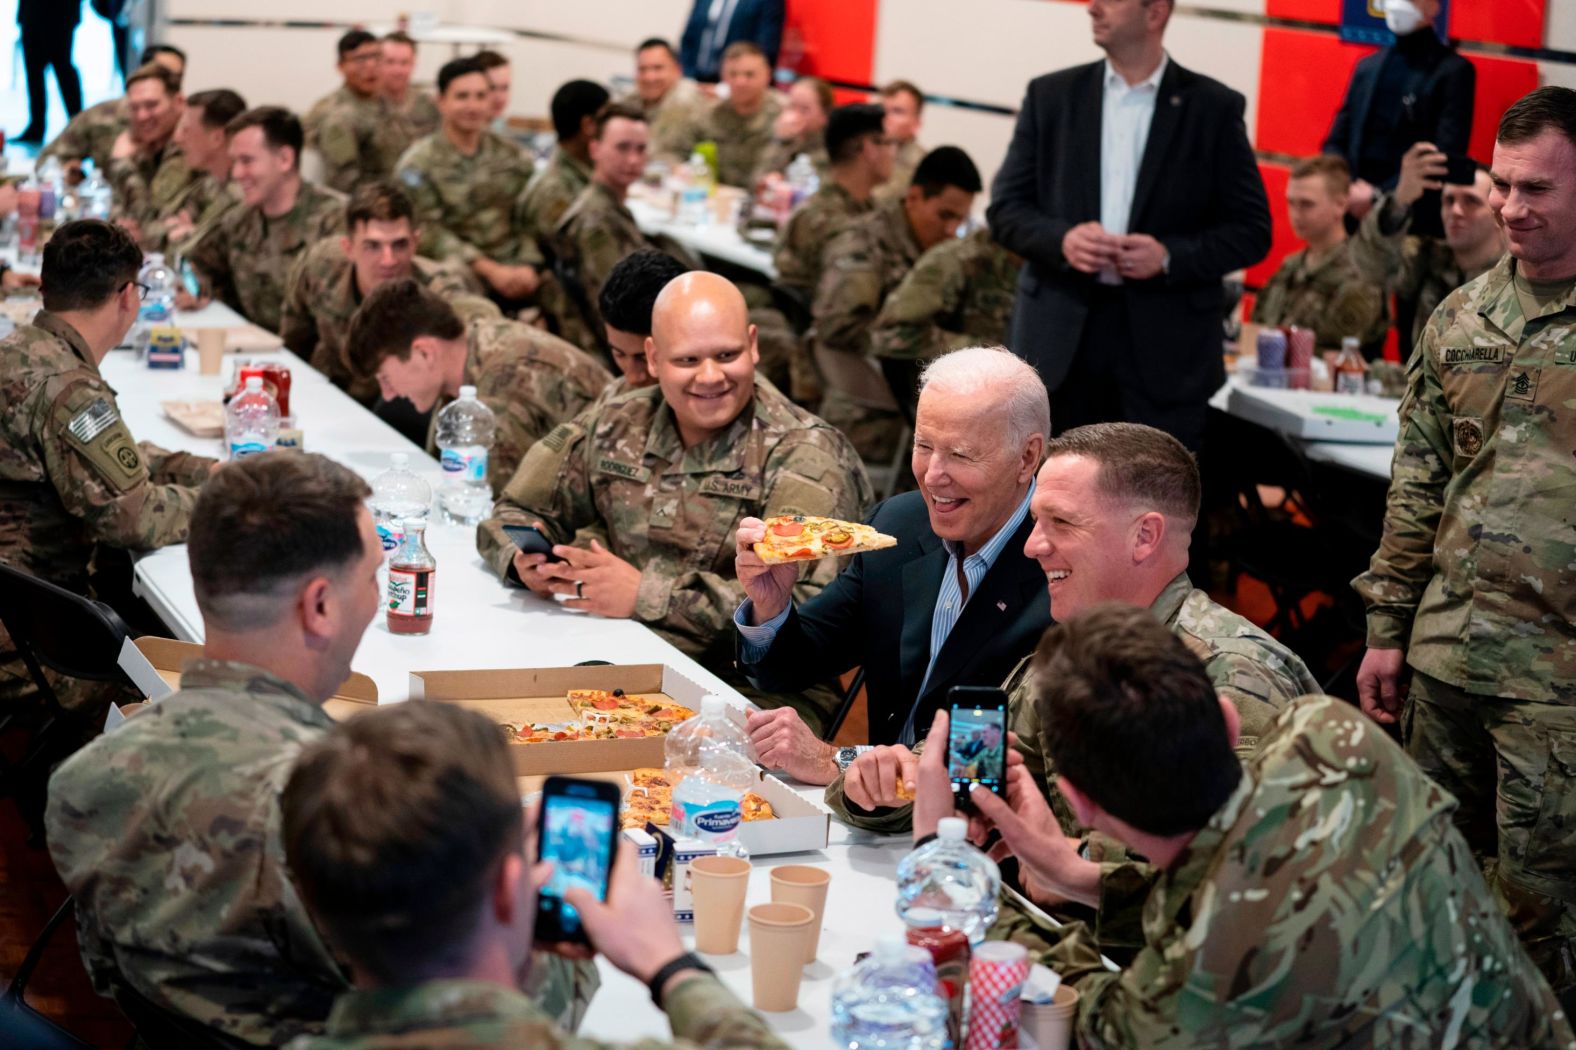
[39,380,201,551]
[138,442,216,487]
[507,185,548,269]
[521,953,601,1034]
[186,210,240,309]
[1196,645,1301,759]
[649,973,791,1049]
[579,221,648,311]
[822,736,930,835]
[400,160,482,266]
[812,230,883,357]
[107,154,155,226]
[870,248,971,362]
[1351,308,1452,648]
[1316,275,1387,353]
[313,113,364,195]
[278,253,321,361]
[1348,194,1428,303]
[477,417,597,580]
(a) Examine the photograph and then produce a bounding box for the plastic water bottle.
[895,817,1001,946]
[434,385,496,525]
[786,152,819,207]
[79,160,113,221]
[225,376,281,458]
[133,253,177,354]
[368,452,433,559]
[830,939,949,1050]
[665,695,755,858]
[680,151,711,225]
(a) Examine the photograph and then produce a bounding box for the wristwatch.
[647,951,714,1006]
[835,745,871,772]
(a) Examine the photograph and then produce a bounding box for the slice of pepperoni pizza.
[752,515,898,564]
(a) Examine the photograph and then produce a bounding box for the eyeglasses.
[129,281,150,301]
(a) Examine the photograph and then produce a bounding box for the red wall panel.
[1448,1,1546,50]
[1266,0,1340,25]
[1255,28,1375,156]
[782,0,877,85]
[1246,163,1294,289]
[1465,55,1541,164]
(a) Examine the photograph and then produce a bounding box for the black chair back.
[0,563,134,705]
[0,898,95,1050]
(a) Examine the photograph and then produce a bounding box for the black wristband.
[647,951,714,1007]
[913,831,939,850]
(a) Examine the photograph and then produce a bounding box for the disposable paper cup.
[690,855,751,954]
[769,864,830,962]
[965,940,1031,1050]
[747,902,813,1011]
[195,328,226,375]
[1020,983,1079,1050]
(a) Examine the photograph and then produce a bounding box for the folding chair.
[0,898,94,1050]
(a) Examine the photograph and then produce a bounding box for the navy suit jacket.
[736,491,1051,747]
[679,0,784,81]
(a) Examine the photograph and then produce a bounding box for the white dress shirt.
[1099,54,1168,284]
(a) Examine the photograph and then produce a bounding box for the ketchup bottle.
[387,517,435,635]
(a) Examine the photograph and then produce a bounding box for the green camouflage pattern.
[389,86,441,144]
[553,180,654,336]
[1250,238,1388,352]
[870,228,1021,362]
[286,974,788,1050]
[1353,254,1576,699]
[188,180,346,333]
[749,130,827,188]
[872,138,925,207]
[626,80,711,163]
[0,311,210,710]
[771,180,873,297]
[1349,192,1500,344]
[304,85,411,194]
[428,318,611,494]
[280,238,493,403]
[518,147,592,256]
[168,178,243,260]
[106,142,197,237]
[680,96,783,188]
[477,379,871,668]
[39,97,126,173]
[1017,694,1576,1049]
[396,131,537,267]
[811,199,920,460]
[133,169,228,255]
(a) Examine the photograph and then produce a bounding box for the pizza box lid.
[409,663,709,776]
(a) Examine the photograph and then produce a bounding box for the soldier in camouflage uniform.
[0,222,213,715]
[872,80,926,207]
[1349,140,1506,342]
[519,81,607,249]
[104,64,194,239]
[749,76,831,186]
[676,43,781,188]
[281,180,493,404]
[478,273,869,720]
[627,38,711,163]
[348,280,610,493]
[188,107,345,333]
[1353,89,1576,995]
[870,228,1022,376]
[127,88,246,255]
[46,454,593,1046]
[395,57,543,308]
[828,423,1316,835]
[1250,155,1387,353]
[813,147,982,461]
[303,31,408,195]
[37,47,185,178]
[942,604,1575,1049]
[378,32,441,144]
[279,701,786,1050]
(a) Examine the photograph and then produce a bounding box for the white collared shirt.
[1099,54,1168,282]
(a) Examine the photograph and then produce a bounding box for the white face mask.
[1384,0,1426,36]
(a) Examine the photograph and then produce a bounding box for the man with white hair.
[734,346,1053,784]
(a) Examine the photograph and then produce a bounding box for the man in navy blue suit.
[679,0,784,83]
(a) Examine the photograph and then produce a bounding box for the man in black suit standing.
[987,0,1270,452]
[733,347,1053,784]
[679,0,784,83]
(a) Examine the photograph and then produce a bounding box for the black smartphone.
[1444,154,1478,186]
[946,686,1009,811]
[503,523,564,563]
[535,776,621,945]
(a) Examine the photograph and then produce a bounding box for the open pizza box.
[110,636,378,729]
[409,663,831,856]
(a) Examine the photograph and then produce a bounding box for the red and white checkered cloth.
[965,942,1030,1050]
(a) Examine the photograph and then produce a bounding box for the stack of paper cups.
[1287,326,1314,390]
[964,941,1030,1050]
[1019,984,1079,1050]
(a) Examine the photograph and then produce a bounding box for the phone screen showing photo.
[538,794,616,935]
[948,705,1007,793]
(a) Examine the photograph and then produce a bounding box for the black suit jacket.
[986,59,1271,407]
[679,0,784,81]
[736,491,1051,746]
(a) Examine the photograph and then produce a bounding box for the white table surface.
[1213,376,1393,482]
[630,198,778,280]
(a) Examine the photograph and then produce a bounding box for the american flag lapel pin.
[996,601,1007,612]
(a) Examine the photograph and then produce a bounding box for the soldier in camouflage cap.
[0,221,214,714]
[478,273,870,716]
[134,88,246,255]
[625,37,710,162]
[929,604,1575,1048]
[676,42,782,188]
[377,32,441,145]
[303,31,409,195]
[749,75,832,186]
[1354,87,1576,994]
[188,107,345,333]
[1349,140,1507,343]
[1251,154,1388,353]
[395,56,543,309]
[104,64,194,242]
[813,146,981,461]
[37,46,185,177]
[281,179,495,405]
[829,423,1316,836]
[280,700,786,1050]
[348,279,610,494]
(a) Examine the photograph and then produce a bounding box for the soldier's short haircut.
[1290,153,1351,197]
[593,100,647,138]
[189,452,372,631]
[140,44,186,69]
[636,37,678,60]
[794,76,835,117]
[187,89,247,130]
[911,146,983,197]
[346,278,465,379]
[1031,602,1241,837]
[722,41,768,65]
[226,106,304,167]
[472,49,509,72]
[919,346,1050,451]
[381,30,416,52]
[40,220,143,313]
[1497,86,1576,153]
[282,701,523,984]
[551,79,612,142]
[827,103,887,165]
[437,56,489,96]
[880,79,925,115]
[600,250,690,337]
[337,29,378,58]
[1043,422,1201,526]
[126,63,180,96]
[345,179,416,232]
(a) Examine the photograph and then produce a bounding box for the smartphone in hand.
[535,776,621,945]
[945,686,1008,813]
[503,523,564,563]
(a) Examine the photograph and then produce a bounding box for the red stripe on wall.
[783,0,877,85]
[1254,28,1374,156]
[1449,1,1546,50]
[1246,162,1293,289]
[1466,55,1541,163]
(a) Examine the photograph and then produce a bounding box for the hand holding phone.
[535,776,621,946]
[503,523,564,563]
[945,686,1008,812]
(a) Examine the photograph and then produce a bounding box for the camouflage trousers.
[1406,671,1576,992]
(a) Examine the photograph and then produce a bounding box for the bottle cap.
[871,938,907,962]
[902,907,945,928]
[244,376,263,390]
[401,517,426,531]
[700,695,726,718]
[937,817,966,841]
[458,384,478,400]
[390,452,409,469]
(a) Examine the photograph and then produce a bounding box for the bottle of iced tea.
[387,518,435,635]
